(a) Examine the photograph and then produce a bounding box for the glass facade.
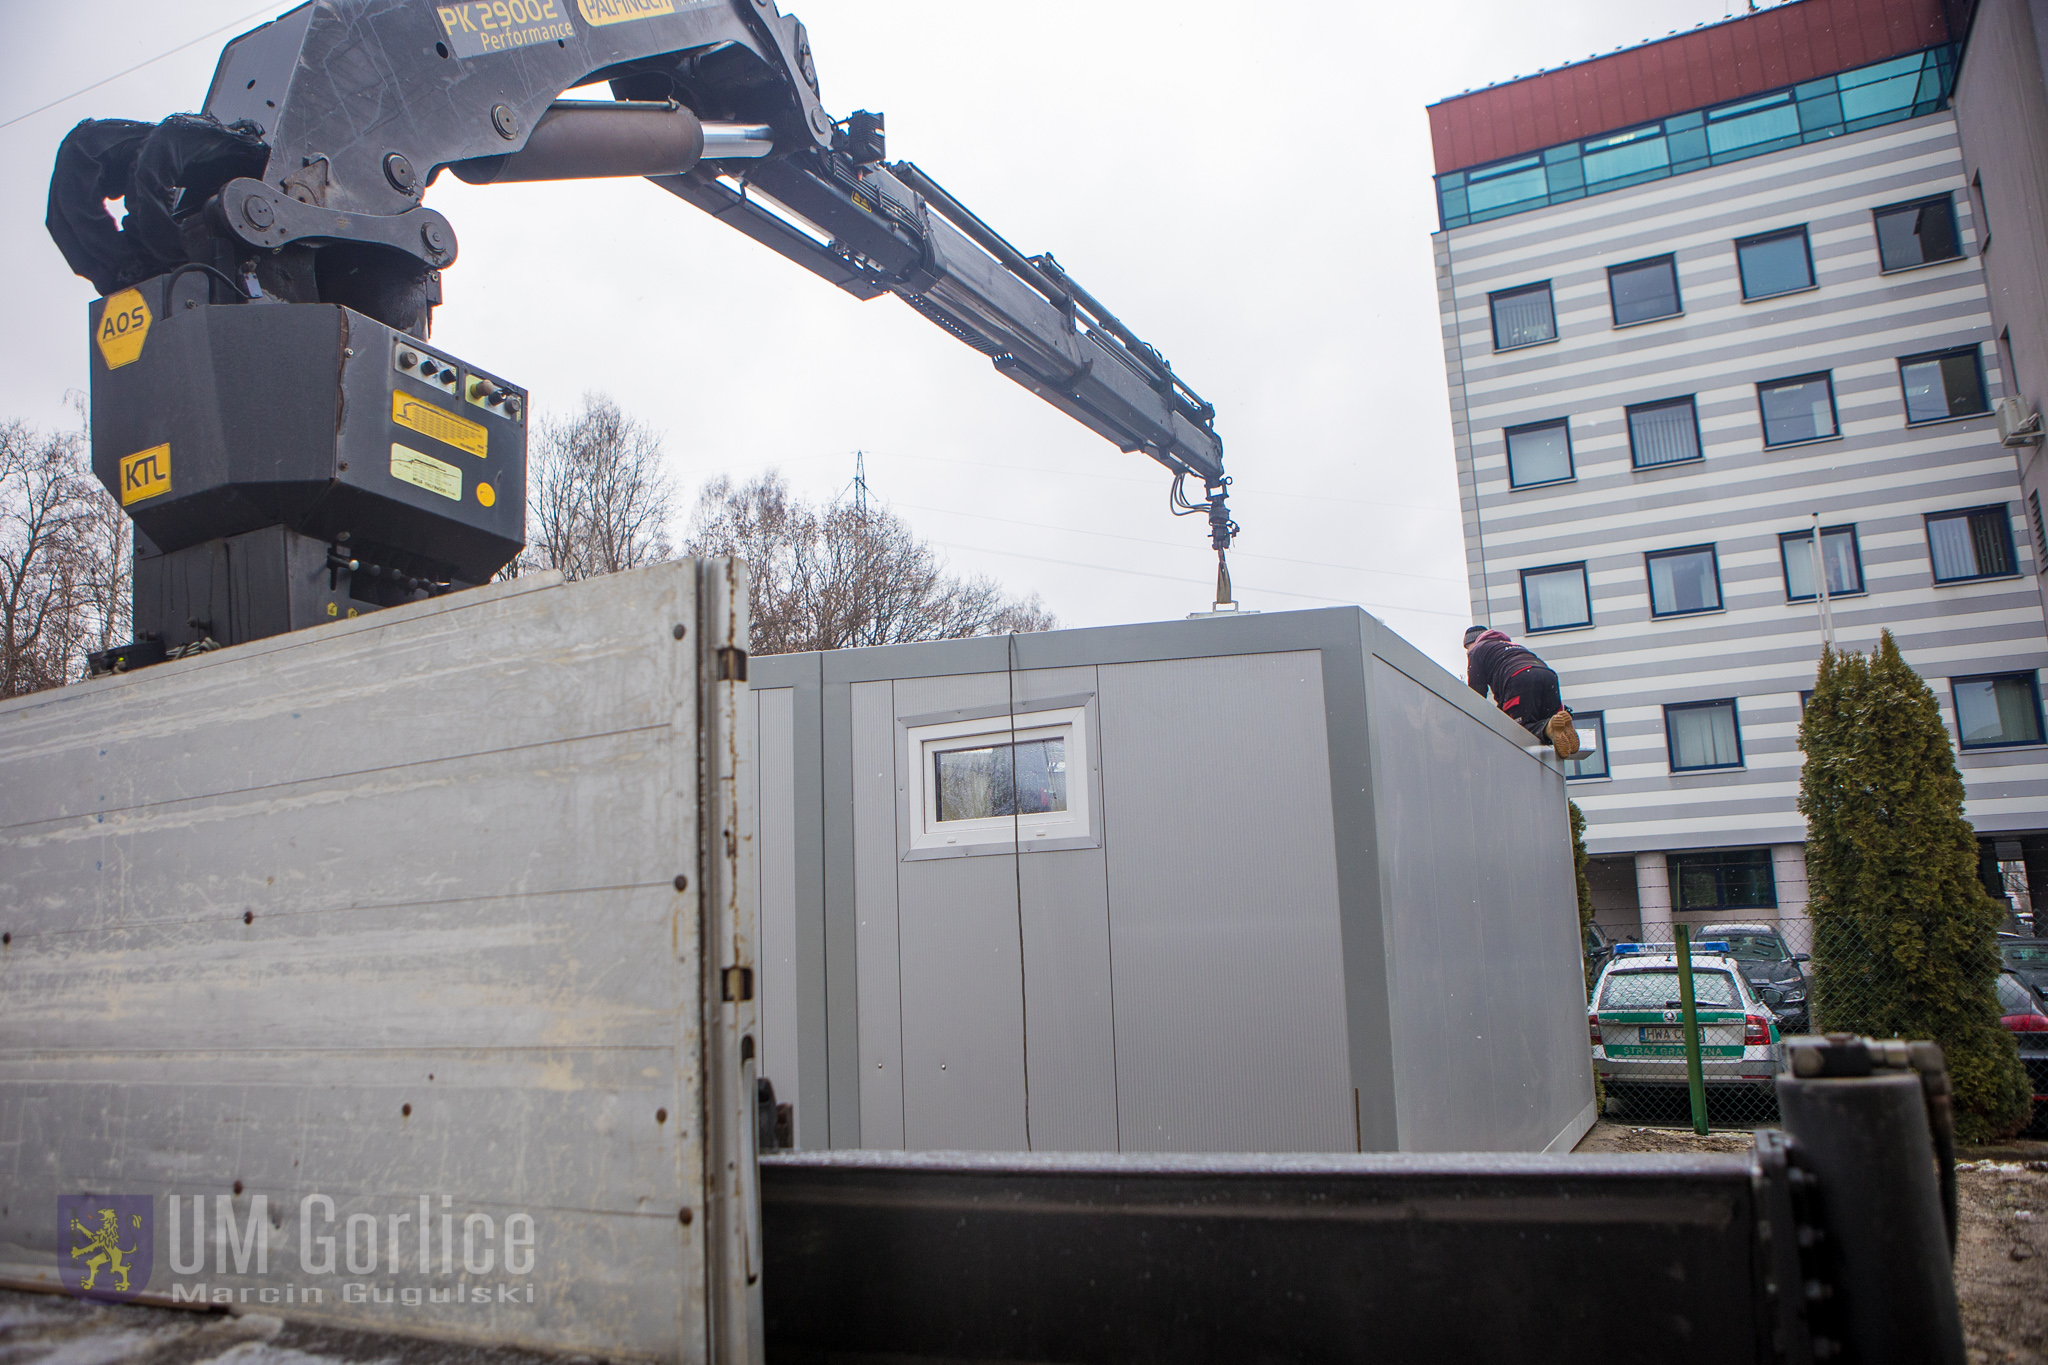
[1437,47,1956,230]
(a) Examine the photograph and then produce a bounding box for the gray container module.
[747,607,1593,1156]
[0,562,761,1364]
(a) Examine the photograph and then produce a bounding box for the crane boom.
[44,1,1237,667]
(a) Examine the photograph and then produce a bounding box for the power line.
[930,540,1467,618]
[0,5,279,133]
[891,497,1465,587]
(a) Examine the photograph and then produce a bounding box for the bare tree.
[519,393,676,580]
[0,420,112,697]
[686,471,1055,655]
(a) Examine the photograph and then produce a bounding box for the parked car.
[1589,944,1786,1112]
[1996,971,2048,1132]
[1715,923,1812,1035]
[2000,939,2048,1001]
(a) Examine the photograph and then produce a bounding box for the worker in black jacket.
[1464,626,1580,759]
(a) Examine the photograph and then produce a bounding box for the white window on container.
[906,706,1093,853]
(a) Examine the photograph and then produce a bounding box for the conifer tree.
[1570,800,1596,991]
[1797,630,2031,1141]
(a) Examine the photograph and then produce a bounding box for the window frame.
[904,705,1095,854]
[1645,544,1725,619]
[1606,253,1684,327]
[1625,395,1705,470]
[1757,371,1840,448]
[1562,711,1609,781]
[1778,524,1866,601]
[1898,346,1990,426]
[1667,848,1779,912]
[1488,281,1558,352]
[1504,418,1576,489]
[1925,505,2019,585]
[1664,697,1746,773]
[1734,225,1816,301]
[1519,561,1593,634]
[1951,671,2046,751]
[1873,193,1964,273]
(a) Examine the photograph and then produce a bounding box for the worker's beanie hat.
[1462,625,1488,648]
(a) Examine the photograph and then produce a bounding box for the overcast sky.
[0,0,1781,673]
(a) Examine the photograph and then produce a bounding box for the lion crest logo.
[58,1196,152,1301]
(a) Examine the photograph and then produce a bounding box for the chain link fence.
[1589,915,2048,1132]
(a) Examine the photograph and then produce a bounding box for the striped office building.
[1428,0,2048,945]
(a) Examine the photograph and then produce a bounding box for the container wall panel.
[1370,659,1595,1152]
[1096,652,1354,1153]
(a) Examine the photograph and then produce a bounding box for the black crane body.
[46,0,1236,663]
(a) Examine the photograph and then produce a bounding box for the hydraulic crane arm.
[46,0,1235,560]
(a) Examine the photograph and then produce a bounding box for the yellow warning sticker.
[577,0,673,23]
[119,444,170,505]
[97,289,152,369]
[391,443,463,501]
[391,392,487,459]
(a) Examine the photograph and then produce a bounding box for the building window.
[1758,372,1839,446]
[1735,226,1814,299]
[1521,563,1591,632]
[905,706,1093,853]
[1608,255,1682,325]
[1953,673,2045,749]
[1972,172,1992,251]
[1874,194,1962,271]
[1627,397,1703,468]
[1505,419,1574,488]
[1562,711,1608,780]
[2031,491,2046,566]
[1926,506,2017,583]
[1490,283,1556,350]
[1665,699,1744,771]
[1646,545,1723,617]
[1669,848,1778,911]
[1899,347,1989,423]
[1780,525,1865,600]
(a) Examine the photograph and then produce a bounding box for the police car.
[1589,941,1786,1107]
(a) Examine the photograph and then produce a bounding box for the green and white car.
[1589,943,1786,1105]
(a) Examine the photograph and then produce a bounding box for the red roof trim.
[1428,0,1949,175]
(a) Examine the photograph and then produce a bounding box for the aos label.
[97,290,151,369]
